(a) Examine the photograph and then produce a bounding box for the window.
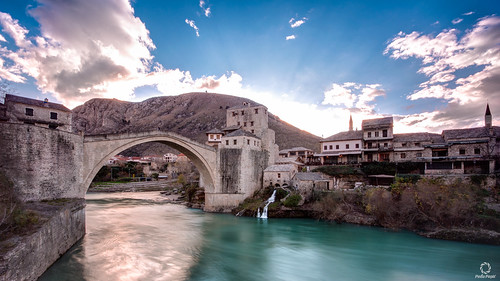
[244,122,247,127]
[384,143,388,148]
[336,145,339,149]
[237,121,240,126]
[232,111,237,117]
[415,142,420,147]
[247,139,250,145]
[241,110,245,115]
[382,130,387,137]
[255,108,259,114]
[375,131,379,137]
[277,173,281,178]
[50,112,58,120]
[346,144,350,149]
[459,149,466,155]
[416,152,422,157]
[401,153,406,159]
[225,140,229,145]
[402,143,407,147]
[25,108,34,116]
[368,142,373,148]
[355,144,359,148]
[368,132,372,138]
[323,145,327,150]
[250,121,254,126]
[233,139,237,145]
[251,130,255,134]
[329,145,333,150]
[474,148,480,155]
[48,124,58,129]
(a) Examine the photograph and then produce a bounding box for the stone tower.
[485,103,492,128]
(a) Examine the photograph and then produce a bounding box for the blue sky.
[0,0,499,137]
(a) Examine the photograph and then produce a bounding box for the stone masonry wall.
[0,200,85,281]
[0,123,84,201]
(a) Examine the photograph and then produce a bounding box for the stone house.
[0,94,72,132]
[392,133,443,162]
[362,117,394,162]
[278,147,314,163]
[318,130,363,164]
[263,164,298,188]
[291,172,333,201]
[206,128,224,147]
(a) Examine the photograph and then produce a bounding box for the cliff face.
[72,92,320,155]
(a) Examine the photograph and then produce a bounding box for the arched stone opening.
[82,133,216,197]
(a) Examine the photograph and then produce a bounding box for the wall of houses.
[6,101,72,132]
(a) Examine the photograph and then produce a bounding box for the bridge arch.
[82,131,217,196]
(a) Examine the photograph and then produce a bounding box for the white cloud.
[385,15,500,130]
[199,0,211,17]
[286,35,296,40]
[322,82,385,112]
[289,17,307,28]
[185,19,200,37]
[452,18,463,24]
[463,11,475,16]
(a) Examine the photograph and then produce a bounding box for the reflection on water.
[40,192,206,281]
[40,192,500,281]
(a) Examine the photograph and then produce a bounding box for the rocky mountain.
[72,92,321,155]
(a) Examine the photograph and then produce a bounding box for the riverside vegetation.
[233,169,500,245]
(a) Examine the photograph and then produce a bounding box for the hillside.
[72,92,321,155]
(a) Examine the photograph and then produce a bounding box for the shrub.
[313,165,360,176]
[275,188,288,201]
[284,194,302,207]
[361,162,396,175]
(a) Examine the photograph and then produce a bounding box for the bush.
[313,165,360,176]
[284,194,302,207]
[275,188,288,201]
[361,162,396,175]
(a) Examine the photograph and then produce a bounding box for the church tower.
[349,114,353,131]
[485,103,492,128]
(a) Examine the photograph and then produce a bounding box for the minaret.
[349,114,353,131]
[485,103,492,128]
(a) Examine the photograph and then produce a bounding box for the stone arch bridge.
[82,130,217,195]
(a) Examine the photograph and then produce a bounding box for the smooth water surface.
[40,192,499,281]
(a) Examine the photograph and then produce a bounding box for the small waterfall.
[258,190,276,219]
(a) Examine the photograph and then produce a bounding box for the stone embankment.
[0,199,85,281]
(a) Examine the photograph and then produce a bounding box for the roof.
[275,157,304,166]
[442,126,498,140]
[222,125,241,131]
[5,94,71,112]
[362,117,393,129]
[322,130,363,142]
[294,172,327,181]
[279,147,313,154]
[393,132,444,143]
[486,103,491,116]
[225,129,260,139]
[206,128,224,134]
[264,164,296,172]
[228,101,266,110]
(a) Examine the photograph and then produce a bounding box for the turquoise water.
[40,192,499,281]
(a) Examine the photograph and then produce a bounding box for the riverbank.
[88,180,179,192]
[232,180,500,245]
[0,199,85,281]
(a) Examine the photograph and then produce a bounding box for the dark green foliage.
[275,188,288,201]
[185,184,198,202]
[313,165,361,176]
[361,162,396,175]
[151,173,159,181]
[470,175,487,186]
[284,194,302,207]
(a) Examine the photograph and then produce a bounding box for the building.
[163,153,178,163]
[392,132,444,162]
[318,130,363,164]
[0,94,72,132]
[278,147,314,163]
[263,164,298,188]
[291,172,333,202]
[362,117,394,162]
[206,128,224,147]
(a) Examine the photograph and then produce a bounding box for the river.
[39,192,499,281]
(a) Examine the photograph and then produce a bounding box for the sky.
[0,0,499,137]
